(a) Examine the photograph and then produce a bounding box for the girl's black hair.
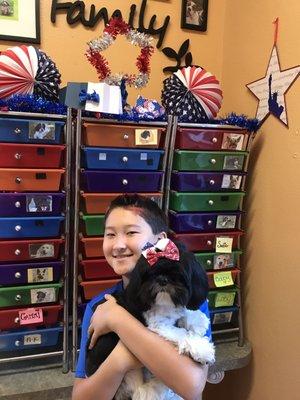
[105,194,168,234]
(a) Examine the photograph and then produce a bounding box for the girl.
[72,194,211,400]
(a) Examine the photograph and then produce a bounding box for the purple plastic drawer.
[171,172,246,192]
[0,193,64,217]
[82,171,163,192]
[0,261,63,286]
[169,211,242,233]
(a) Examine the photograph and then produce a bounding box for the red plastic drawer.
[80,279,121,300]
[0,144,65,168]
[207,269,240,289]
[80,237,104,258]
[171,230,243,252]
[0,304,63,331]
[0,168,64,191]
[81,258,118,280]
[0,238,63,262]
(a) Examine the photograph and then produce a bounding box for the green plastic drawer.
[0,283,62,308]
[195,250,242,270]
[208,287,238,309]
[169,191,245,212]
[82,214,105,236]
[173,151,248,171]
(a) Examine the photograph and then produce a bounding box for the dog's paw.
[179,335,215,365]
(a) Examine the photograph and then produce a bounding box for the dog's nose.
[158,276,168,286]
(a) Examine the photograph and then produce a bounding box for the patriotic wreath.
[86,17,154,89]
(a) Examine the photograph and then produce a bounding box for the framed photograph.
[181,0,208,31]
[0,0,40,43]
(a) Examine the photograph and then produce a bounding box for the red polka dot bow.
[143,239,180,266]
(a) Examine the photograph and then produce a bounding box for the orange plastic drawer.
[0,144,65,168]
[80,237,104,258]
[80,279,121,300]
[0,168,64,191]
[0,304,63,331]
[81,258,118,280]
[81,192,163,214]
[83,123,165,148]
[207,269,240,289]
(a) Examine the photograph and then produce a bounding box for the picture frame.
[181,0,208,32]
[0,0,40,43]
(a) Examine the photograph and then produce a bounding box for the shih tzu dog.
[86,239,215,400]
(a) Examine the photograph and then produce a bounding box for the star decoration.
[246,45,300,127]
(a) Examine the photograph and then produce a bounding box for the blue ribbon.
[79,89,100,104]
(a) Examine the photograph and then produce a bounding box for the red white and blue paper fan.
[0,45,61,101]
[161,66,223,122]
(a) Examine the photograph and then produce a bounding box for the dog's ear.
[183,251,209,310]
[124,255,149,313]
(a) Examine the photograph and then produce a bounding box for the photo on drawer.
[216,215,237,229]
[29,122,55,140]
[221,174,242,189]
[29,243,54,258]
[135,129,158,145]
[27,267,53,283]
[213,254,233,270]
[30,287,56,304]
[221,133,244,151]
[26,195,53,213]
[223,156,244,170]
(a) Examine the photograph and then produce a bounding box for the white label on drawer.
[26,195,53,213]
[98,153,107,161]
[135,129,158,145]
[215,237,233,253]
[140,153,148,160]
[28,122,55,141]
[223,156,244,171]
[213,311,233,325]
[30,287,56,304]
[221,174,242,189]
[27,267,53,283]
[19,308,44,325]
[216,215,236,229]
[29,243,54,259]
[221,133,244,151]
[213,254,234,270]
[24,334,42,345]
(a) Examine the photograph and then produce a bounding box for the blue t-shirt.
[75,282,212,378]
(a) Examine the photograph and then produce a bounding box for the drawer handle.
[15,294,22,301]
[15,201,21,208]
[15,340,21,346]
[15,177,22,184]
[15,272,21,279]
[207,220,213,225]
[210,159,216,165]
[123,134,129,140]
[14,128,21,134]
[206,260,212,266]
[122,156,128,163]
[207,240,212,246]
[208,200,214,206]
[14,153,22,160]
[15,225,22,232]
[122,179,128,185]
[15,249,21,255]
[212,137,218,143]
[14,317,20,324]
[209,180,215,185]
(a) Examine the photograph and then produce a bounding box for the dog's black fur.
[85,245,208,377]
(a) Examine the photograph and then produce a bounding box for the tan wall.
[1,1,300,399]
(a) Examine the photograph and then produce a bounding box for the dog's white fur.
[115,292,215,400]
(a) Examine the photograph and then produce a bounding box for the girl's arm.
[89,296,208,400]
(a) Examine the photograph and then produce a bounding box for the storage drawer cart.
[71,112,172,368]
[165,117,254,345]
[0,111,72,371]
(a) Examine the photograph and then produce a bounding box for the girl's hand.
[88,294,124,349]
[111,341,143,373]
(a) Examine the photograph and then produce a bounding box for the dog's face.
[187,0,198,17]
[229,175,239,188]
[37,244,53,256]
[226,135,242,149]
[214,254,230,270]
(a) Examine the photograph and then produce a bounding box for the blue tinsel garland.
[0,94,67,115]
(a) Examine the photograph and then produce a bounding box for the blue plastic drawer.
[0,118,64,144]
[0,193,65,217]
[210,307,239,331]
[82,147,164,170]
[0,327,63,351]
[0,261,63,286]
[0,217,64,239]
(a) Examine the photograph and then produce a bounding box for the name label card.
[18,308,44,325]
[23,334,42,346]
[213,271,234,287]
[215,237,233,253]
[215,292,236,307]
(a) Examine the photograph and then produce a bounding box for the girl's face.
[103,207,165,280]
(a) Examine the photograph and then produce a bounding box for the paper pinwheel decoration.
[0,45,61,101]
[161,66,223,122]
